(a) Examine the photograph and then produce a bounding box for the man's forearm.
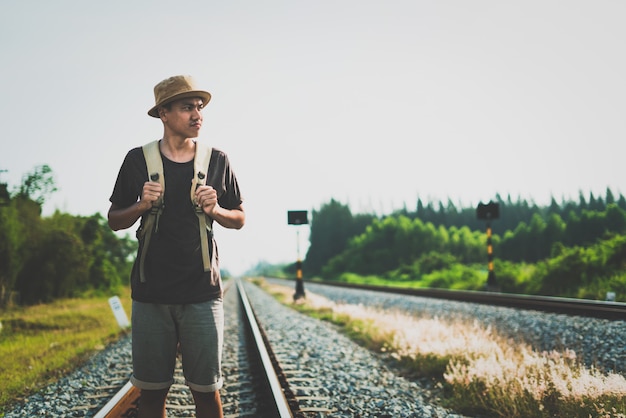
[108,201,150,231]
[210,206,245,230]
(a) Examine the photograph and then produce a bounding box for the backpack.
[137,140,213,282]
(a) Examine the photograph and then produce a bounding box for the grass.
[256,278,626,418]
[0,287,131,414]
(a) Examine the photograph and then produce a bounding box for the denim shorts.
[130,299,224,392]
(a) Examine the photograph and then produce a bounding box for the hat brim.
[148,90,212,118]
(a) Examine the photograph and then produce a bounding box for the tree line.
[0,166,136,307]
[298,189,626,301]
[2,165,624,305]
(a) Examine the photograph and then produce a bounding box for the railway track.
[302,279,626,320]
[84,278,622,416]
[7,276,621,417]
[93,278,328,418]
[262,278,625,378]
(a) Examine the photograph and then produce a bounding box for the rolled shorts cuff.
[186,376,224,393]
[130,375,173,391]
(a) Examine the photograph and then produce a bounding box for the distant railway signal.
[477,201,500,291]
[477,201,499,220]
[287,210,308,225]
[288,210,308,300]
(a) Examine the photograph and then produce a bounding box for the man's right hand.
[140,181,163,209]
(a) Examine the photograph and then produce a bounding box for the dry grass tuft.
[260,280,626,418]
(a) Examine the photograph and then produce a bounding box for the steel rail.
[235,277,294,417]
[94,279,295,417]
[94,279,236,417]
[308,280,626,321]
[92,381,137,418]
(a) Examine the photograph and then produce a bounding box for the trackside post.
[108,296,130,328]
[476,201,500,291]
[287,210,308,300]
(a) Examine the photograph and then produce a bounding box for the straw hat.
[148,75,211,118]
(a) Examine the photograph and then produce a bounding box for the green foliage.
[421,265,484,290]
[12,212,135,305]
[499,213,567,262]
[395,353,452,380]
[384,251,458,282]
[322,216,486,279]
[488,261,537,294]
[533,234,626,298]
[324,216,423,276]
[0,166,135,306]
[16,165,57,205]
[0,203,25,302]
[335,272,392,286]
[15,229,90,304]
[577,271,626,301]
[89,258,123,292]
[415,251,458,274]
[303,199,376,275]
[302,192,626,301]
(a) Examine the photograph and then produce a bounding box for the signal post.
[476,201,500,291]
[287,210,308,300]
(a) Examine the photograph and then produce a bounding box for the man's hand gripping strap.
[191,141,213,273]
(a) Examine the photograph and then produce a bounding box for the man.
[108,75,244,418]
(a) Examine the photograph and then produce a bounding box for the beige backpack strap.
[138,140,165,282]
[191,141,213,272]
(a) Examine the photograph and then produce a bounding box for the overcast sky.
[2,1,625,275]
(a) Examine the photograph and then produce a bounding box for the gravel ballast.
[3,279,623,417]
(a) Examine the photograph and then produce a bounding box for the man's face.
[161,97,204,138]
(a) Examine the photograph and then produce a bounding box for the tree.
[15,229,89,304]
[17,165,57,205]
[604,204,626,234]
[617,194,626,211]
[543,213,566,254]
[605,187,615,205]
[0,182,9,206]
[323,216,450,277]
[304,199,375,275]
[0,165,140,305]
[0,203,24,306]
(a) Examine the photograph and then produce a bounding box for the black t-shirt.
[109,143,243,304]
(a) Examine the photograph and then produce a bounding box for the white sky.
[2,1,625,275]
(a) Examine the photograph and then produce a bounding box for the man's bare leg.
[191,389,223,418]
[137,388,169,418]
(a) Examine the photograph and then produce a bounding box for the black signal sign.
[477,201,500,220]
[288,210,308,225]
